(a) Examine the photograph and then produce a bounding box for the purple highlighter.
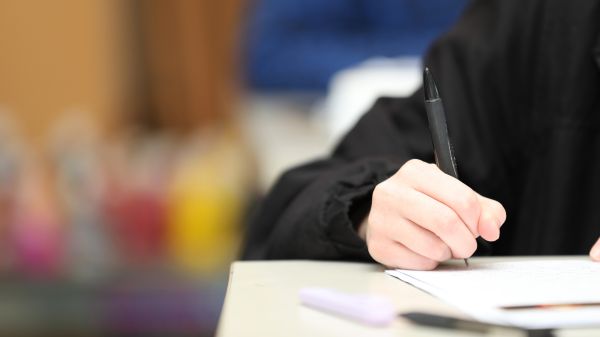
[299,288,396,327]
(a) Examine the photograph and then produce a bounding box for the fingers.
[590,237,600,261]
[365,159,508,270]
[399,159,481,237]
[392,185,477,259]
[400,159,507,243]
[476,195,506,241]
[367,238,439,270]
[383,215,452,262]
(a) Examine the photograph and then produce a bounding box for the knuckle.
[372,183,384,198]
[373,180,389,200]
[373,179,409,210]
[432,210,459,234]
[405,158,423,168]
[458,192,480,215]
[399,159,422,175]
[373,180,392,200]
[371,186,388,209]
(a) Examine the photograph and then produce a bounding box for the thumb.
[476,195,506,242]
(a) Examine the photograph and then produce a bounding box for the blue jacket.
[245,0,469,91]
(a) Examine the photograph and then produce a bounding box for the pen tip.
[423,67,440,101]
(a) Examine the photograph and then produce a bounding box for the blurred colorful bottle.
[166,131,250,276]
[11,163,64,279]
[0,113,63,278]
[49,113,115,281]
[54,150,115,280]
[0,155,15,272]
[104,136,170,269]
[0,114,21,273]
[106,188,166,267]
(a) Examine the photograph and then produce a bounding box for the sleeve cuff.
[320,157,402,260]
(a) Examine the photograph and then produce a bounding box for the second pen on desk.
[423,67,469,267]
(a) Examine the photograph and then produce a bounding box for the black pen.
[423,67,469,267]
[401,312,555,337]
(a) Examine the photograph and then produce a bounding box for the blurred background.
[0,0,467,335]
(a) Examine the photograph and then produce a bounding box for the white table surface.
[217,257,599,337]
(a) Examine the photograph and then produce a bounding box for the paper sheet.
[386,259,600,329]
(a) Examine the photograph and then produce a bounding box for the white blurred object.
[318,57,422,143]
[241,94,330,192]
[242,59,421,192]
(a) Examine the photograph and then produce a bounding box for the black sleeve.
[242,95,433,261]
[241,0,539,260]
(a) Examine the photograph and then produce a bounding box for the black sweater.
[242,0,600,261]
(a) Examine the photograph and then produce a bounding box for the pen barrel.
[425,98,458,179]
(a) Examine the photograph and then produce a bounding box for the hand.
[590,239,600,261]
[358,159,506,270]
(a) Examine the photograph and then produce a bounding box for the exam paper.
[386,259,600,329]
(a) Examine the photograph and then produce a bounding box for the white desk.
[217,257,598,337]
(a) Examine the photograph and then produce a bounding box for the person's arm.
[242,0,538,265]
[242,96,427,261]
